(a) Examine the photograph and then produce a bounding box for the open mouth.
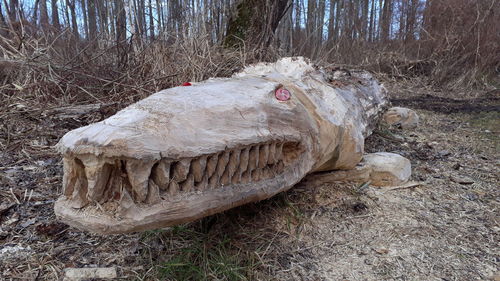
[57,140,305,232]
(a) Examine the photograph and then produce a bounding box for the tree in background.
[0,0,498,88]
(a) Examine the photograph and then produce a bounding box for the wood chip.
[64,267,117,280]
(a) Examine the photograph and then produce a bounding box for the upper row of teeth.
[63,141,296,207]
[151,141,289,196]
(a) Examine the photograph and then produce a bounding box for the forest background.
[1,0,498,101]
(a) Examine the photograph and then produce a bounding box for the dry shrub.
[419,0,499,88]
[0,28,252,108]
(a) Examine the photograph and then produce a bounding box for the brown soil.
[0,80,498,280]
[391,90,499,114]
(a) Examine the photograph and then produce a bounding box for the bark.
[327,0,335,42]
[224,0,289,50]
[155,0,163,34]
[361,0,369,40]
[0,1,7,28]
[306,0,316,42]
[381,0,392,41]
[115,0,126,44]
[316,0,325,43]
[96,0,108,37]
[398,0,406,40]
[87,0,97,41]
[32,0,40,25]
[114,0,126,64]
[368,0,375,41]
[148,0,153,39]
[334,0,342,40]
[51,0,60,29]
[7,0,18,22]
[294,0,300,32]
[134,0,144,38]
[39,0,49,29]
[80,0,88,39]
[67,0,79,38]
[405,0,418,42]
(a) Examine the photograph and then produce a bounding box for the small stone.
[363,152,412,187]
[438,150,451,157]
[465,193,478,201]
[383,107,419,129]
[452,163,461,170]
[0,245,32,260]
[373,247,389,255]
[20,218,36,228]
[450,175,474,185]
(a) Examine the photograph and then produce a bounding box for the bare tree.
[224,0,290,50]
[39,0,50,29]
[380,0,393,41]
[148,0,153,39]
[80,0,89,39]
[51,0,60,29]
[0,1,7,27]
[87,0,98,41]
[66,0,79,38]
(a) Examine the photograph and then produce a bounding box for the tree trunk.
[96,0,108,38]
[0,1,7,27]
[155,0,163,35]
[405,0,418,42]
[0,1,7,36]
[80,0,89,39]
[32,0,40,25]
[7,0,19,22]
[334,0,342,41]
[398,0,406,40]
[87,0,98,42]
[316,0,325,44]
[381,0,392,41]
[368,0,375,41]
[67,0,79,38]
[115,0,126,43]
[224,0,289,50]
[148,0,154,39]
[327,0,336,42]
[306,0,316,43]
[114,0,126,64]
[39,0,50,29]
[51,0,60,29]
[361,0,369,40]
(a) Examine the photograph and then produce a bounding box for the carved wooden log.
[54,57,388,234]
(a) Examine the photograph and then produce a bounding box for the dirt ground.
[0,79,498,280]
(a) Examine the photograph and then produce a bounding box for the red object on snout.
[275,88,291,101]
[181,82,192,86]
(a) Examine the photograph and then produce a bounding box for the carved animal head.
[55,57,387,234]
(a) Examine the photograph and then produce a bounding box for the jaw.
[54,138,313,234]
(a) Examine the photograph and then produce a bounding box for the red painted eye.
[181,82,192,86]
[275,88,291,101]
